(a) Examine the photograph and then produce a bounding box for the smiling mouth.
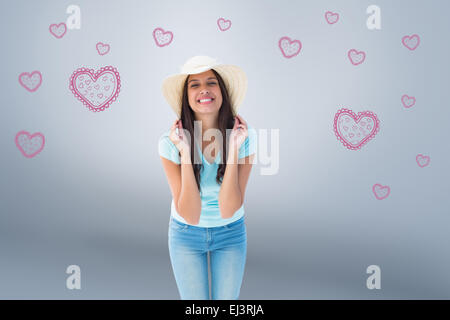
[197,98,215,105]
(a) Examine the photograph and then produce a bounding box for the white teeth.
[199,98,212,103]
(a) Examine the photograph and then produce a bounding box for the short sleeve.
[238,124,257,159]
[158,131,181,164]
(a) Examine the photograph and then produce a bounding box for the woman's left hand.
[229,114,248,153]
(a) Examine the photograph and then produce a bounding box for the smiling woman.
[187,72,223,115]
[158,55,255,300]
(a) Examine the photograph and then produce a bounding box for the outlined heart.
[333,108,380,150]
[278,36,302,58]
[96,42,110,55]
[325,11,339,24]
[15,130,45,158]
[217,17,232,31]
[153,27,173,47]
[401,94,416,108]
[416,154,430,168]
[402,34,420,50]
[348,49,366,65]
[49,23,67,39]
[19,71,42,92]
[372,184,390,200]
[69,66,121,112]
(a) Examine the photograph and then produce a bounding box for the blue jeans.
[168,215,247,300]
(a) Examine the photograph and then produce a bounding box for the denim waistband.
[170,215,245,229]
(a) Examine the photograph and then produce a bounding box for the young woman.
[158,55,257,300]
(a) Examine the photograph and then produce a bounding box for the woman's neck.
[194,114,219,136]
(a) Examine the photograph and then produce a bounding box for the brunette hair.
[179,69,235,192]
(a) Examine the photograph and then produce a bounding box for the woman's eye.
[191,82,216,88]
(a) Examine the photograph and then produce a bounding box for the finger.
[238,115,247,127]
[236,114,246,126]
[233,117,238,129]
[235,116,243,129]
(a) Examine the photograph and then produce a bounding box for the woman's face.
[187,69,223,115]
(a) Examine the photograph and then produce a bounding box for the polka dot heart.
[153,27,173,47]
[416,154,430,168]
[18,71,42,92]
[401,94,416,108]
[372,184,390,200]
[96,42,110,55]
[15,130,45,158]
[278,36,302,58]
[49,22,67,39]
[348,49,366,65]
[402,34,420,51]
[325,11,339,24]
[217,17,232,31]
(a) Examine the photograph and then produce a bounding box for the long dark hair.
[180,69,235,193]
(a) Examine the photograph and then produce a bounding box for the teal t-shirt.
[158,124,257,227]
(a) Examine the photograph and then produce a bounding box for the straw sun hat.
[161,55,248,118]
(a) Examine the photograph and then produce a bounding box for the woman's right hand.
[169,119,191,157]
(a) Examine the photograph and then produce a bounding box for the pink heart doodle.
[402,34,420,51]
[334,108,380,150]
[278,36,302,58]
[416,154,430,168]
[153,27,173,47]
[348,49,366,65]
[18,71,42,92]
[15,130,45,158]
[217,17,232,31]
[96,42,110,55]
[325,11,339,24]
[49,23,67,39]
[69,66,121,112]
[401,94,416,108]
[372,184,390,200]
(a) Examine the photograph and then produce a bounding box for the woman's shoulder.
[158,127,177,150]
[246,123,257,143]
[158,128,181,164]
[159,128,173,144]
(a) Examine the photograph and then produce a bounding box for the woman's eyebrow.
[188,77,217,84]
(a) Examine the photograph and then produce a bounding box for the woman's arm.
[177,151,202,224]
[218,149,254,219]
[160,142,202,225]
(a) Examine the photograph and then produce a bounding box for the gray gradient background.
[1,0,449,299]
